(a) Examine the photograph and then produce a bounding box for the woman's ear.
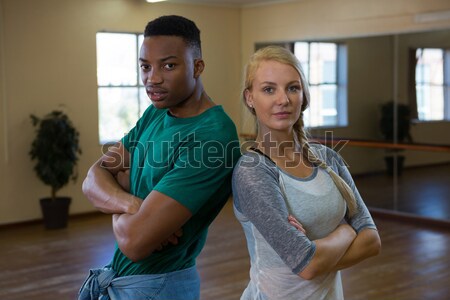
[244,89,253,108]
[193,59,205,78]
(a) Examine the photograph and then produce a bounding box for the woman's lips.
[273,112,291,118]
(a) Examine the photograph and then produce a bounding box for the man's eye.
[164,63,175,70]
[140,64,150,71]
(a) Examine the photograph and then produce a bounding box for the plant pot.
[39,197,71,229]
[384,155,405,176]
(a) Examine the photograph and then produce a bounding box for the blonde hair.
[243,46,357,216]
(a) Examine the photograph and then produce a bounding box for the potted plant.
[29,110,82,229]
[379,101,413,176]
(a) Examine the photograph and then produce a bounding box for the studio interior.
[0,0,449,299]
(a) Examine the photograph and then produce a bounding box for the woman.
[232,46,381,300]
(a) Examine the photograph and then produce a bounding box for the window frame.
[414,47,450,122]
[295,41,348,129]
[96,31,147,144]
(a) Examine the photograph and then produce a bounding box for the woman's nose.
[276,92,290,105]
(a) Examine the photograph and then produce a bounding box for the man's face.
[139,35,199,110]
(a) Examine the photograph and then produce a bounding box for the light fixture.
[146,0,167,3]
[414,10,450,23]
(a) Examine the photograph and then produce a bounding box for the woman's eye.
[263,87,274,94]
[288,85,301,93]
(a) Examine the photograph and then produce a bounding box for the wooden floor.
[354,163,450,220]
[0,200,449,300]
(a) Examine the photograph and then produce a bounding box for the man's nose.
[147,69,163,84]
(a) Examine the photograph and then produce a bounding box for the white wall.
[0,0,7,224]
[241,0,450,173]
[0,0,241,224]
[241,0,450,131]
[2,0,450,224]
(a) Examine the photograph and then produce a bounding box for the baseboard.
[0,211,104,230]
[370,207,450,229]
[353,161,450,178]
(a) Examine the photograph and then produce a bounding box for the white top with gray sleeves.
[232,144,377,300]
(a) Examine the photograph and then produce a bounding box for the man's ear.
[193,59,205,78]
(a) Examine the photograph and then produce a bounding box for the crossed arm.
[331,227,381,271]
[82,142,192,262]
[233,155,381,282]
[289,216,381,279]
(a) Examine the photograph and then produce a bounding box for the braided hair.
[243,46,357,216]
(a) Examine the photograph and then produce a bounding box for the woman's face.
[245,60,303,136]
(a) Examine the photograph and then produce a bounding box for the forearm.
[113,213,152,259]
[112,212,173,261]
[112,191,192,262]
[299,224,356,280]
[332,228,381,271]
[82,163,141,214]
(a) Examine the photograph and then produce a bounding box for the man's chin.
[151,100,169,109]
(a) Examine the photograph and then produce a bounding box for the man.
[79,15,240,300]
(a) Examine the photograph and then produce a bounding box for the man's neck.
[168,86,215,118]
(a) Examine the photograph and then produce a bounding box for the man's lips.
[146,88,168,101]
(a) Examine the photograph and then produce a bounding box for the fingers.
[166,235,179,245]
[115,170,131,192]
[155,240,169,252]
[167,229,183,245]
[174,229,183,237]
[155,229,184,252]
[288,215,306,234]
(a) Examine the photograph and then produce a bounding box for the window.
[415,48,450,121]
[294,42,347,128]
[96,32,149,144]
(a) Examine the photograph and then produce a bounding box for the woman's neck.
[255,130,312,176]
[256,130,297,160]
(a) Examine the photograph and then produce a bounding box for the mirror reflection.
[257,28,450,221]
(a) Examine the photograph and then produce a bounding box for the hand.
[126,196,143,215]
[116,169,130,192]
[115,170,142,215]
[155,229,183,251]
[288,215,306,234]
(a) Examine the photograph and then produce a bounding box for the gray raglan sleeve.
[232,153,316,274]
[324,147,378,233]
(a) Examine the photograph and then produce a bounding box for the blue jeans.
[78,265,200,300]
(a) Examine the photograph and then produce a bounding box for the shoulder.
[233,151,279,182]
[192,106,239,142]
[232,151,282,212]
[200,105,234,126]
[143,104,165,119]
[308,143,345,169]
[136,105,166,129]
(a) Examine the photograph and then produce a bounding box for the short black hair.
[144,15,202,57]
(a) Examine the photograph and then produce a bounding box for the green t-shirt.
[112,105,241,276]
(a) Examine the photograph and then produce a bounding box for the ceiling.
[162,0,296,8]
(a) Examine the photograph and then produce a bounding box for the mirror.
[306,28,450,222]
